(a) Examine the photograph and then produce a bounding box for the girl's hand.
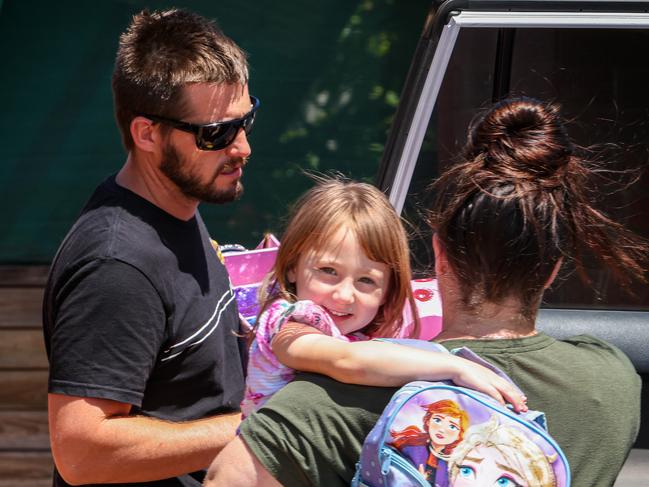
[450,357,528,413]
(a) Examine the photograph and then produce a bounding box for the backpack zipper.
[379,446,430,487]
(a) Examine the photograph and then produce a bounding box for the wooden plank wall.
[0,266,53,486]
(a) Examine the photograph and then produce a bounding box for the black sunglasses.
[142,95,260,151]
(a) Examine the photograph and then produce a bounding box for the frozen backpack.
[352,341,570,487]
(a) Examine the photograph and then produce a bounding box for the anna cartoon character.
[389,399,470,485]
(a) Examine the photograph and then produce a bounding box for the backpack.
[352,341,570,487]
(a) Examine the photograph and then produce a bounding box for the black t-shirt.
[43,175,245,486]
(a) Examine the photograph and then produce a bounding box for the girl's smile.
[287,226,390,335]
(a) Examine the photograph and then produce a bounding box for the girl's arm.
[271,322,527,412]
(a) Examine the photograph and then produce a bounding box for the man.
[42,9,258,486]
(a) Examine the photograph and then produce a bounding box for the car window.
[402,26,649,310]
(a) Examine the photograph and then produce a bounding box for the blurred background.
[0,0,431,263]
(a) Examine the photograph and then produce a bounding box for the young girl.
[390,400,470,484]
[240,177,527,417]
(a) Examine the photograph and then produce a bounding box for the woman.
[206,98,647,487]
[421,96,647,486]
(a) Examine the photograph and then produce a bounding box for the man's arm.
[49,393,240,485]
[204,436,281,487]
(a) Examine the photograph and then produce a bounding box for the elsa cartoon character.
[390,400,469,485]
[447,415,557,487]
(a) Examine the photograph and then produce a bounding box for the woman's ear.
[544,258,564,289]
[432,234,448,276]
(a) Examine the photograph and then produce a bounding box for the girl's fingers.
[499,383,528,412]
[457,362,528,413]
[491,376,527,412]
[488,387,506,406]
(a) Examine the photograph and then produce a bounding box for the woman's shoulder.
[556,333,629,355]
[552,334,638,376]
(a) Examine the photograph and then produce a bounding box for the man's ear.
[544,257,564,289]
[130,116,161,153]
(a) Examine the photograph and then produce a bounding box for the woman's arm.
[271,322,527,412]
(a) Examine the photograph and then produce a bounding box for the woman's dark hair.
[428,97,647,315]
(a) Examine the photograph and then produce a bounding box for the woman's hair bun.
[466,97,574,181]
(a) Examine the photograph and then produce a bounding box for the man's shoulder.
[58,180,189,275]
[55,206,161,278]
[259,373,396,419]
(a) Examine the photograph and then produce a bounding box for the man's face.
[160,83,253,204]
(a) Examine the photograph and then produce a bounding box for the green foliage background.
[0,0,430,262]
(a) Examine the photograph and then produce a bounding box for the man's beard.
[160,143,244,204]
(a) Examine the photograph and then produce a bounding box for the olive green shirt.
[239,333,641,487]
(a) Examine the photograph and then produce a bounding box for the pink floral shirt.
[241,299,366,418]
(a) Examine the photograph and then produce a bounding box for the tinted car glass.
[402,27,649,310]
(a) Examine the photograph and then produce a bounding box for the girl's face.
[287,226,390,335]
[452,445,527,487]
[428,413,462,447]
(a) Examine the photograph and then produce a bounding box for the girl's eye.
[458,465,474,479]
[358,276,377,286]
[496,476,521,487]
[449,424,459,431]
[318,267,336,276]
[432,417,442,424]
